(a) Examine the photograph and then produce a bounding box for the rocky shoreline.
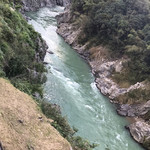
[20,0,70,12]
[56,7,150,149]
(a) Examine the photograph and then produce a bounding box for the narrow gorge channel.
[27,7,144,150]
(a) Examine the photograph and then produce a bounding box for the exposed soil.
[0,78,71,150]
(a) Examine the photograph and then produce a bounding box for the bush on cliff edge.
[0,1,47,97]
[41,101,98,150]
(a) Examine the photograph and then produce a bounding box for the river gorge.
[27,6,144,150]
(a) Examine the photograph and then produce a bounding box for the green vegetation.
[71,0,150,84]
[143,138,150,150]
[0,2,97,149]
[41,101,98,150]
[116,88,150,104]
[0,1,47,97]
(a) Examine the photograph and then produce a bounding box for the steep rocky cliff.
[56,6,150,149]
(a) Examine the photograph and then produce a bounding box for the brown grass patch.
[0,78,71,150]
[89,46,110,61]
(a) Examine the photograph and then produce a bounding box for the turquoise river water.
[27,6,144,150]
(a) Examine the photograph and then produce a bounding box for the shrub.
[11,79,32,95]
[5,57,26,77]
[40,101,97,150]
[11,78,44,97]
[0,2,47,96]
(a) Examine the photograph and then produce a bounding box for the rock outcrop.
[21,0,70,12]
[128,120,150,147]
[91,60,145,100]
[35,36,48,62]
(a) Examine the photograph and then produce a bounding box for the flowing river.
[27,7,144,150]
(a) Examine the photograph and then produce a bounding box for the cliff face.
[56,8,150,149]
[21,0,70,11]
[0,78,71,150]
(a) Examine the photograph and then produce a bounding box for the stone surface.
[56,7,150,148]
[36,36,48,62]
[21,0,70,12]
[117,100,150,117]
[129,120,150,143]
[95,66,145,100]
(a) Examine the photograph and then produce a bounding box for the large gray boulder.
[129,120,150,144]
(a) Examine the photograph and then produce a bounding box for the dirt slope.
[0,78,71,150]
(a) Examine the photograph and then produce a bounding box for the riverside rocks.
[117,100,150,117]
[56,7,150,149]
[91,60,145,100]
[21,0,70,12]
[36,36,48,62]
[129,120,150,144]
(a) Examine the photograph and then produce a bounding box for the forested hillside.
[71,0,150,85]
[0,1,47,97]
[56,1,150,148]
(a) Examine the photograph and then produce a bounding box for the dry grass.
[89,46,110,61]
[111,73,131,88]
[0,78,71,150]
[116,87,150,104]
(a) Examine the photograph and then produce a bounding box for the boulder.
[36,36,48,62]
[117,100,150,117]
[129,120,150,144]
[47,50,54,54]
